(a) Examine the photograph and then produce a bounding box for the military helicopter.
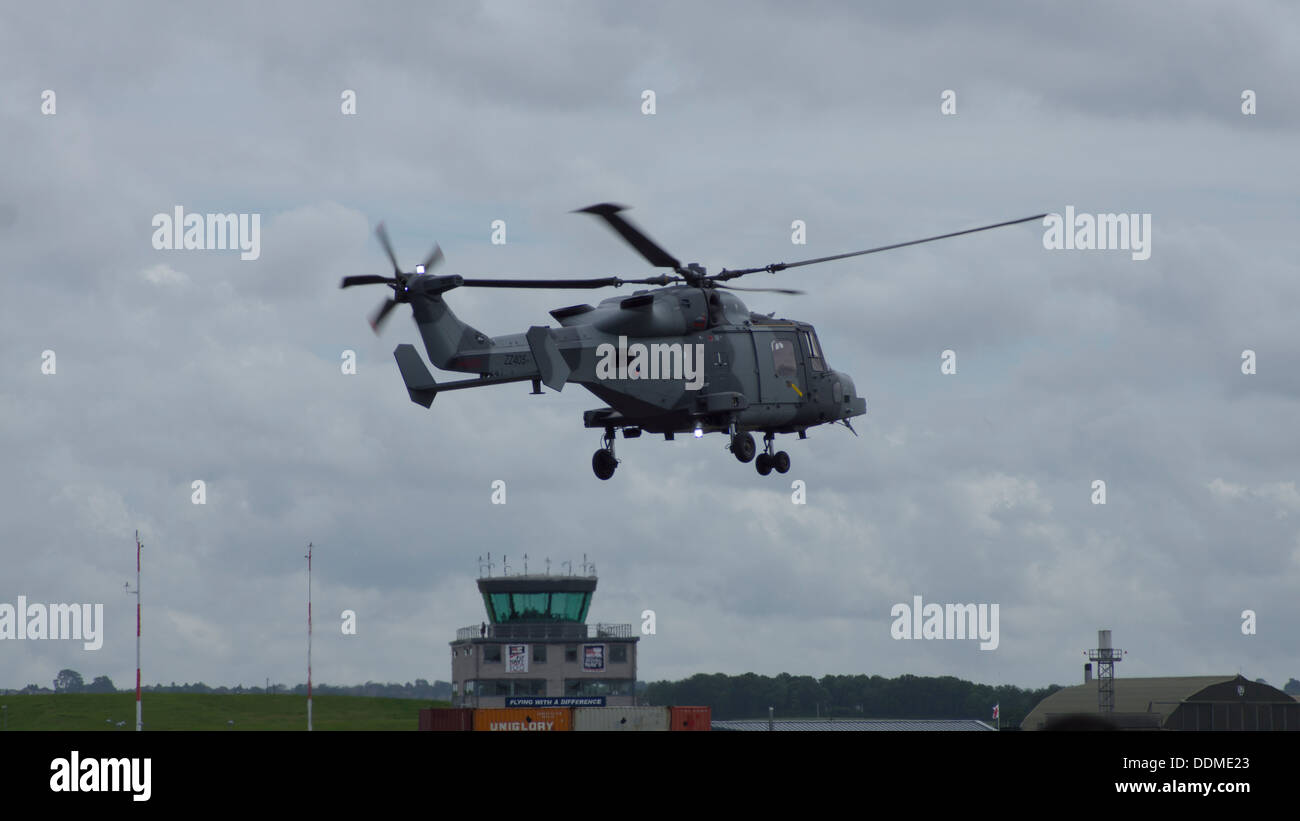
[342,204,1044,479]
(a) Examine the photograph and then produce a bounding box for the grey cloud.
[1,1,1297,693]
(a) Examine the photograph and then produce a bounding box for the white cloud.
[141,263,188,286]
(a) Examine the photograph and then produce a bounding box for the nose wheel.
[755,433,790,476]
[592,427,618,480]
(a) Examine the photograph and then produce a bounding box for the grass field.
[0,693,449,731]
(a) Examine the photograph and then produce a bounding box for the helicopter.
[342,204,1044,479]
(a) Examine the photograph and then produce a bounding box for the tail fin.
[394,344,438,407]
[406,275,488,370]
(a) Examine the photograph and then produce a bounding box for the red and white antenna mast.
[306,542,313,731]
[125,531,143,731]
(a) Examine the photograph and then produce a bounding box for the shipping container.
[473,707,572,732]
[574,706,669,731]
[418,708,474,732]
[669,706,712,731]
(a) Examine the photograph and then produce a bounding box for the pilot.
[707,291,724,327]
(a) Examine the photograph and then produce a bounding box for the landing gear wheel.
[592,448,617,480]
[731,432,756,463]
[773,451,790,473]
[755,453,773,475]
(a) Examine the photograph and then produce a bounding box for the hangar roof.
[1021,675,1294,730]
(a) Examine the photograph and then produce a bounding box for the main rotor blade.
[715,213,1048,280]
[369,298,398,333]
[460,274,680,289]
[715,283,806,295]
[341,275,395,288]
[574,203,683,271]
[375,222,402,276]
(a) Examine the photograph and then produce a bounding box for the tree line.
[646,672,1056,726]
[645,673,1300,725]
[2,670,452,701]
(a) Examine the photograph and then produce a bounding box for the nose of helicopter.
[834,371,867,419]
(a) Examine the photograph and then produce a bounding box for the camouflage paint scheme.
[392,276,865,438]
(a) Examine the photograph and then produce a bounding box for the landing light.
[693,423,703,439]
[415,264,426,274]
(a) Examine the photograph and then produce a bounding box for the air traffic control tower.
[450,572,639,708]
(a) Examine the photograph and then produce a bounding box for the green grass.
[0,693,449,731]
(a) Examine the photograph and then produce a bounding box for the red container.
[418,708,474,731]
[669,706,712,731]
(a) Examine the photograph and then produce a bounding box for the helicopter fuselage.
[404,281,865,439]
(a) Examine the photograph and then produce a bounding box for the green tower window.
[483,590,592,623]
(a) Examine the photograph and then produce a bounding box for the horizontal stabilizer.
[393,344,438,407]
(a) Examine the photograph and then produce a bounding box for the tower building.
[450,572,638,708]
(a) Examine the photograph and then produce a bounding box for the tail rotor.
[341,222,445,334]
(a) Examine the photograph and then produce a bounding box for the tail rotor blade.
[369,299,398,333]
[375,222,402,276]
[421,243,445,273]
[341,275,395,289]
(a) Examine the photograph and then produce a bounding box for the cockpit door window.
[801,330,825,372]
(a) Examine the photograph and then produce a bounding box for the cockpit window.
[772,339,797,379]
[801,330,825,372]
[707,292,724,327]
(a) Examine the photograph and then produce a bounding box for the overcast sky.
[2,1,1298,697]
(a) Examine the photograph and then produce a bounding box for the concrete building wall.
[450,637,638,707]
